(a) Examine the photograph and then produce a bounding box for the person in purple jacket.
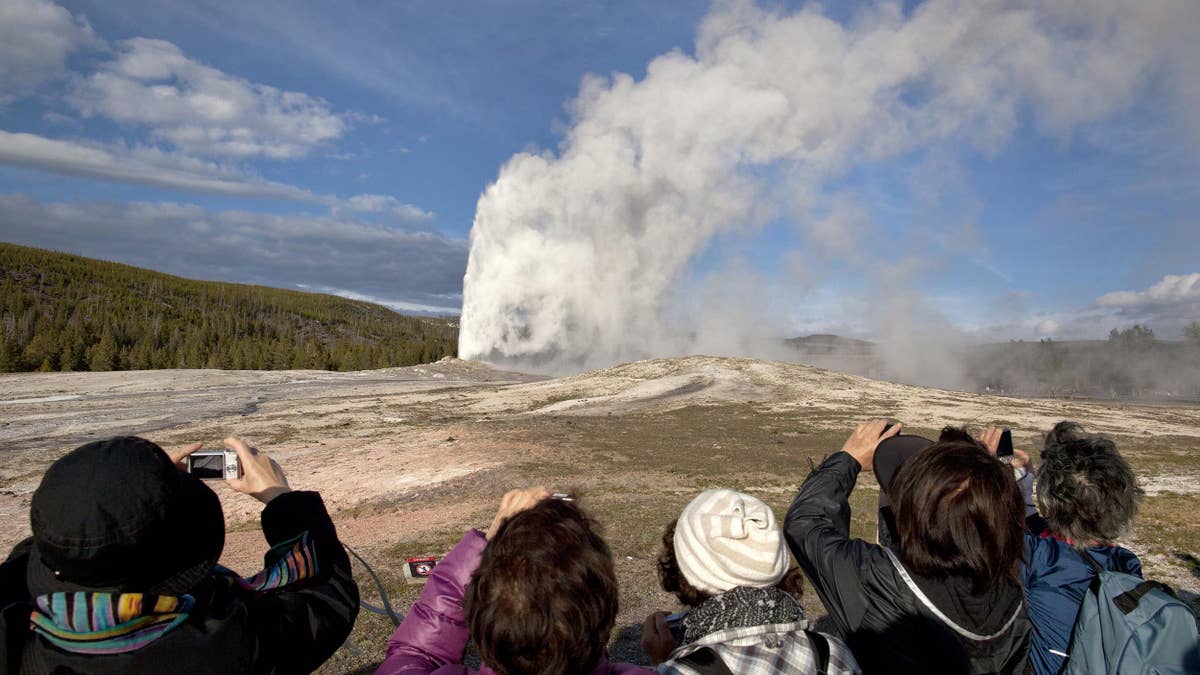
[377,487,654,675]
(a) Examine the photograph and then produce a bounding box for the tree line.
[0,242,458,373]
[966,324,1200,400]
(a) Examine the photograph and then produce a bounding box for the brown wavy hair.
[656,518,805,606]
[465,498,619,675]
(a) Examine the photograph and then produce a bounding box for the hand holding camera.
[980,426,1031,471]
[640,611,679,665]
[224,437,291,504]
[173,437,291,504]
[485,486,553,540]
[841,419,903,470]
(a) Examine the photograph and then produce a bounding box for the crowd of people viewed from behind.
[0,417,1196,673]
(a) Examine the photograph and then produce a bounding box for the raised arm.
[377,487,552,675]
[784,420,898,635]
[219,437,359,674]
[249,490,360,674]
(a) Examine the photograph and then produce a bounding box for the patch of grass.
[1135,494,1200,556]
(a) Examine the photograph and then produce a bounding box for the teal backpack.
[1065,551,1200,674]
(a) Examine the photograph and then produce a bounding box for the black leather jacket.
[785,452,1031,674]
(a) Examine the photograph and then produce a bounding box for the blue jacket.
[1021,526,1141,675]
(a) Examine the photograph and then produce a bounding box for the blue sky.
[1,0,1198,341]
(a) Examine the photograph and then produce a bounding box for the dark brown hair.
[465,498,618,675]
[656,518,804,607]
[890,428,1025,593]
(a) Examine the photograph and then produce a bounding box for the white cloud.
[970,273,1200,341]
[0,193,467,310]
[70,37,347,158]
[1096,273,1200,309]
[0,131,436,221]
[0,0,100,104]
[0,130,317,201]
[297,286,459,315]
[340,194,435,223]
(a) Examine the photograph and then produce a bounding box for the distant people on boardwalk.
[641,488,859,674]
[376,488,654,675]
[785,420,1032,674]
[0,436,358,674]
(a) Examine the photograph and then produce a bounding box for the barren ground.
[1,356,1197,673]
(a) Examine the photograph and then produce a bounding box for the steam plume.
[460,0,1198,375]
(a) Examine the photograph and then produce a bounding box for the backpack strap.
[1112,580,1178,614]
[805,629,831,674]
[674,646,735,675]
[1076,547,1106,576]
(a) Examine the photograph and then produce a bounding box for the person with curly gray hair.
[980,421,1144,675]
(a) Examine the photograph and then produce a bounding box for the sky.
[1,0,1198,341]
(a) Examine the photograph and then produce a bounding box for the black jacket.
[784,452,1031,675]
[0,490,359,674]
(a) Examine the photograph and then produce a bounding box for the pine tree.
[87,331,119,371]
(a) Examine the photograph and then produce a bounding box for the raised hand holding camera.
[980,426,1031,471]
[842,418,902,470]
[224,436,291,504]
[485,486,552,540]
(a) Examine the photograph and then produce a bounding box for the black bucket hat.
[873,434,935,508]
[873,433,934,547]
[28,437,225,596]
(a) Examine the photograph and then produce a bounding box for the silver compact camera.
[186,448,241,480]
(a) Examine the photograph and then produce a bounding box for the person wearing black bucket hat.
[784,420,1031,674]
[0,436,358,674]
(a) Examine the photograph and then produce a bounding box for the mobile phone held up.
[186,448,241,480]
[997,429,1014,460]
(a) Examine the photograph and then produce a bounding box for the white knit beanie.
[672,489,789,594]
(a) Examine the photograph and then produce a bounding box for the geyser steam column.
[460,0,1196,374]
[458,114,763,373]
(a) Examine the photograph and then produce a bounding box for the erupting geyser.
[459,0,1199,375]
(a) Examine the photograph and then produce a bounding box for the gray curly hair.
[1035,421,1142,546]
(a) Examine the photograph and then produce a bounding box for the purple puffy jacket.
[376,529,655,675]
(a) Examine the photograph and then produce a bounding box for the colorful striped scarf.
[30,532,319,655]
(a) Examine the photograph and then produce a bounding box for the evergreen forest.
[0,242,458,373]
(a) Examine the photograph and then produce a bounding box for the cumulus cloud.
[0,193,467,311]
[0,0,100,104]
[1097,273,1200,309]
[459,0,1200,373]
[70,37,347,159]
[965,274,1200,342]
[1093,273,1200,336]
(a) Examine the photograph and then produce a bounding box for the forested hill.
[0,242,458,373]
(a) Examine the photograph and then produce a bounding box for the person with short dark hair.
[981,422,1143,675]
[0,436,359,674]
[641,489,860,673]
[784,420,1032,674]
[377,488,653,675]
